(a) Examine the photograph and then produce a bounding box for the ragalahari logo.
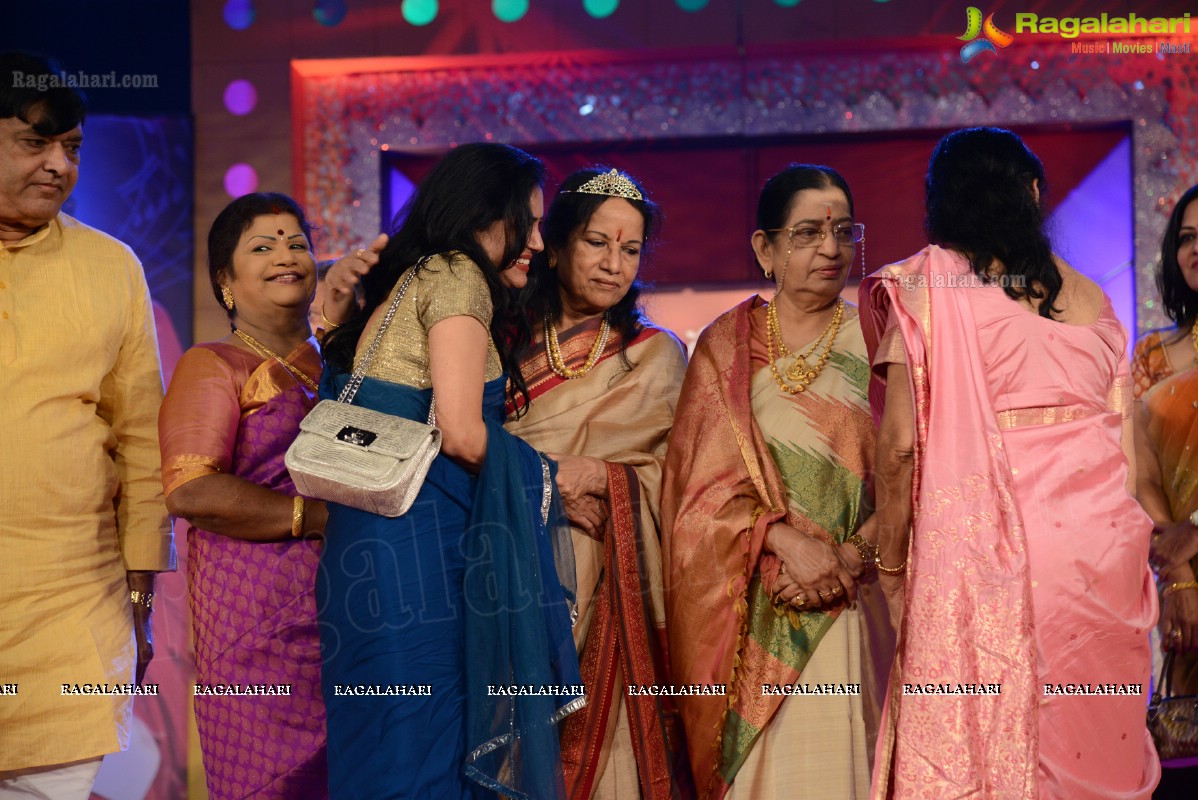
[959,7,1015,63]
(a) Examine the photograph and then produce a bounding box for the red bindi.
[616,228,623,242]
[825,206,832,222]
[277,229,285,236]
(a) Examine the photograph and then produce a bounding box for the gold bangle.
[876,559,906,576]
[319,304,342,330]
[291,496,306,538]
[130,590,154,610]
[1162,581,1198,598]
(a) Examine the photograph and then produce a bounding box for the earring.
[221,286,235,311]
[859,238,866,279]
[776,247,792,293]
[762,267,773,279]
[548,254,557,269]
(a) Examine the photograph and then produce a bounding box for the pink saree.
[860,246,1159,799]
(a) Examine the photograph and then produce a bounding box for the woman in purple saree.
[158,193,332,799]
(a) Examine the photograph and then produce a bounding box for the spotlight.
[313,0,347,26]
[402,0,438,26]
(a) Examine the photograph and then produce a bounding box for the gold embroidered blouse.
[354,253,503,388]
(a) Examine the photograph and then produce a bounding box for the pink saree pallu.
[860,246,1159,799]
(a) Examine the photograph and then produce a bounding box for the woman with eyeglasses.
[862,127,1158,797]
[662,164,894,799]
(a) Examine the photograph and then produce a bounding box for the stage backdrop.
[66,113,194,800]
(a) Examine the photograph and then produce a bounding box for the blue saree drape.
[317,372,582,799]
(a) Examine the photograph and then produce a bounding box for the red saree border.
[507,324,662,416]
[560,462,692,800]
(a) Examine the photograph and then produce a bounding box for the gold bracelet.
[876,559,906,576]
[319,304,342,330]
[291,496,306,538]
[1162,581,1198,598]
[844,532,879,569]
[130,590,154,610]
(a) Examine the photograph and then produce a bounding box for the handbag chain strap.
[337,255,438,426]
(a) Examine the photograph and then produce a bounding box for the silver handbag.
[285,260,441,517]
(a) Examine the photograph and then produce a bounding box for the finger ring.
[1171,629,1183,640]
[779,562,787,574]
[831,586,843,596]
[355,248,367,258]
[818,589,831,598]
[794,593,807,606]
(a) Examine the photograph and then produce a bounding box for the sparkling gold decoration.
[233,328,320,393]
[545,314,611,379]
[561,169,643,201]
[765,299,845,394]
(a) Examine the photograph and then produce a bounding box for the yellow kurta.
[0,213,175,771]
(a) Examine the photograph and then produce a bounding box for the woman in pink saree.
[159,193,333,799]
[862,128,1159,798]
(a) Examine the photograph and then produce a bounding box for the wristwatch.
[844,532,878,570]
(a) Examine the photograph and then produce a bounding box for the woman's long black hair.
[925,127,1062,318]
[322,143,545,408]
[1158,184,1198,328]
[518,167,661,369]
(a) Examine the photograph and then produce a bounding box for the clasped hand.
[766,522,858,610]
[549,453,610,539]
[1150,520,1198,576]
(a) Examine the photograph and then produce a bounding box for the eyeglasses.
[767,222,865,248]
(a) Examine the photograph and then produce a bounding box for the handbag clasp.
[335,425,377,447]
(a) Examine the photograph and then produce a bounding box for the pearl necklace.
[765,299,844,394]
[232,328,320,393]
[544,313,611,379]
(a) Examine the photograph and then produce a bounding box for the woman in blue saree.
[317,143,585,799]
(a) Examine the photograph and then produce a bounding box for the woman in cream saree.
[508,167,693,799]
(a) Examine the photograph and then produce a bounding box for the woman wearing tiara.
[662,164,894,800]
[506,167,694,799]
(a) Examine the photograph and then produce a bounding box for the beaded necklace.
[544,314,611,379]
[765,298,844,394]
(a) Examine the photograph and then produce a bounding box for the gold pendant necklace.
[545,313,611,379]
[233,328,320,393]
[766,298,844,394]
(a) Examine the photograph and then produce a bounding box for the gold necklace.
[545,313,611,379]
[766,298,844,394]
[233,328,320,393]
[1191,322,1198,363]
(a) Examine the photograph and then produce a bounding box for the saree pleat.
[507,323,693,800]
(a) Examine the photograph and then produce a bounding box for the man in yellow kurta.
[0,52,175,798]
